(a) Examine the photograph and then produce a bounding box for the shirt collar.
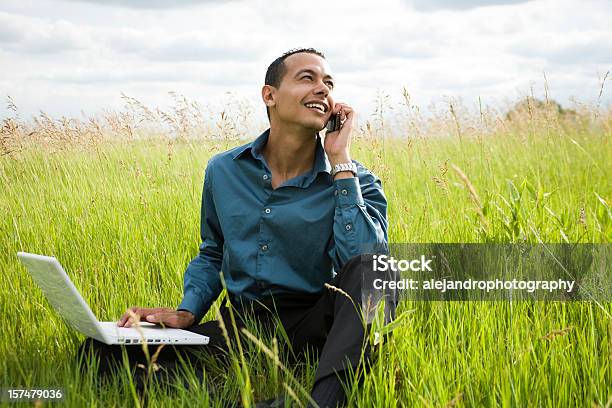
[232,128,269,161]
[233,128,332,177]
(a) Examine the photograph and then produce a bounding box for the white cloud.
[142,32,265,62]
[509,30,612,65]
[0,12,90,54]
[62,0,232,9]
[0,0,610,122]
[405,0,534,11]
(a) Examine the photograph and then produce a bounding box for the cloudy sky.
[0,0,610,122]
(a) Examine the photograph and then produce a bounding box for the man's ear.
[262,85,276,109]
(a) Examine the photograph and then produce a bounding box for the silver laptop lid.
[17,252,110,344]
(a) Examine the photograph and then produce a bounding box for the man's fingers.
[145,312,194,328]
[146,313,168,325]
[118,306,138,327]
[332,103,354,127]
[334,102,353,115]
[117,307,187,328]
[117,307,171,327]
[146,312,180,328]
[123,310,142,328]
[124,309,154,328]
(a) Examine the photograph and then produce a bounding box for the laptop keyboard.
[99,322,208,345]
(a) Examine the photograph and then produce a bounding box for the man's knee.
[340,253,372,271]
[342,252,398,327]
[336,253,377,286]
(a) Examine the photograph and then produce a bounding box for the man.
[81,48,390,407]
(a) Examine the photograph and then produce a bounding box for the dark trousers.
[78,254,394,389]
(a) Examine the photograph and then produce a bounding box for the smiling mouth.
[304,102,327,114]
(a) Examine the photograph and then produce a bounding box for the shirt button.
[345,224,352,231]
[263,174,269,180]
[264,208,271,214]
[341,189,348,195]
[256,280,266,289]
[261,244,268,251]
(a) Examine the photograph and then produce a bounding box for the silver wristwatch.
[331,162,357,177]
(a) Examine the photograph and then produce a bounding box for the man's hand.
[324,102,355,168]
[117,307,195,329]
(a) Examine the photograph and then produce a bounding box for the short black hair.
[264,48,326,121]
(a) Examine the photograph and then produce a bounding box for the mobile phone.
[326,112,342,132]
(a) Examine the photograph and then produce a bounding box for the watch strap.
[331,162,357,177]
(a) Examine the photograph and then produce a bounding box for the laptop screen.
[17,252,108,343]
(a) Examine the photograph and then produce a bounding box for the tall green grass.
[1,109,610,406]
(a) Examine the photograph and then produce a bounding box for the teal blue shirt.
[178,129,388,322]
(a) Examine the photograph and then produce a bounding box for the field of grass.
[1,98,611,406]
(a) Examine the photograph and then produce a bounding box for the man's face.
[268,52,335,131]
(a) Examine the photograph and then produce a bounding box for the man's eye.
[302,75,312,80]
[326,82,334,88]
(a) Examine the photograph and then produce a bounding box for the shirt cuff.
[333,177,364,207]
[177,290,207,323]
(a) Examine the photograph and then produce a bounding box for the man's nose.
[313,80,330,96]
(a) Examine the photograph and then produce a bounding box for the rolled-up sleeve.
[327,164,388,271]
[177,160,224,323]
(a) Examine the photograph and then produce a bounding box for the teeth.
[305,103,325,112]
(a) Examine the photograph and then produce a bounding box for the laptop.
[17,252,209,346]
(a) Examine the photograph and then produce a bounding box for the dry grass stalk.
[125,310,164,373]
[444,392,464,408]
[125,309,149,358]
[579,206,587,226]
[323,283,352,302]
[432,159,450,194]
[448,101,462,140]
[451,163,488,229]
[283,381,305,408]
[2,92,610,155]
[541,326,574,341]
[240,328,317,407]
[596,70,610,114]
